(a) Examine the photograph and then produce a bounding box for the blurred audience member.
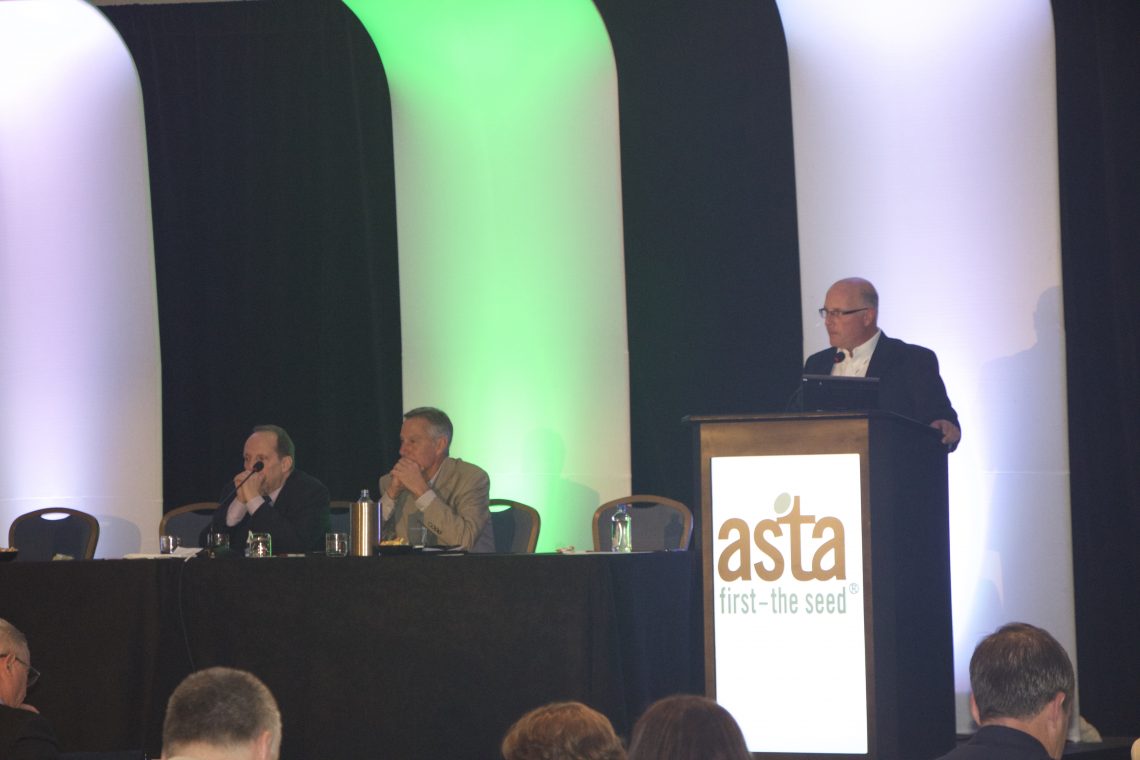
[0,619,56,760]
[161,667,281,760]
[502,701,625,760]
[627,694,749,760]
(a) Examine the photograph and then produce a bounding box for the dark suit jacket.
[209,468,330,553]
[933,725,1053,760]
[0,704,59,760]
[804,332,960,430]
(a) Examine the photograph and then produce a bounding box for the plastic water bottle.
[611,502,632,552]
[350,489,376,557]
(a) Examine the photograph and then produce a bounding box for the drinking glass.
[325,532,348,557]
[206,532,230,553]
[248,532,272,558]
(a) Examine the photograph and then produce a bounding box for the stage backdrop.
[343,0,632,552]
[103,1,405,512]
[0,0,162,557]
[73,0,1140,737]
[778,0,1076,733]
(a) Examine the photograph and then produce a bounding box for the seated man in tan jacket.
[379,406,494,552]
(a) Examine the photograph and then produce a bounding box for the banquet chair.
[159,502,217,548]
[329,500,353,535]
[591,495,693,552]
[489,499,541,553]
[8,507,100,561]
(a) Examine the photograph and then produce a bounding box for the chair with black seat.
[8,507,100,561]
[159,502,217,548]
[329,500,353,535]
[489,498,541,553]
[591,495,693,552]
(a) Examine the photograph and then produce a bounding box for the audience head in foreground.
[162,667,281,760]
[502,701,625,760]
[936,622,1074,760]
[627,694,750,760]
[0,618,58,759]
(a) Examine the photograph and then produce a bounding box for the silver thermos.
[350,489,377,556]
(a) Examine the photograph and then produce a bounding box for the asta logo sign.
[717,492,846,582]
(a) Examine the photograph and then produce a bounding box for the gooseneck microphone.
[834,349,846,363]
[218,460,264,505]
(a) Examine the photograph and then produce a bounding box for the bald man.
[805,277,961,450]
[0,619,57,760]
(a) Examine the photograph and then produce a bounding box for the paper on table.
[123,546,201,559]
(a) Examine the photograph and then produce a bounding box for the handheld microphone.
[219,460,264,505]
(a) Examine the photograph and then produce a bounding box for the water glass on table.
[325,532,348,557]
[206,532,230,557]
[248,532,272,558]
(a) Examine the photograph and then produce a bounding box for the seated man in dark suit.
[208,425,330,554]
[161,667,280,760]
[935,622,1073,760]
[0,618,57,760]
[804,277,961,450]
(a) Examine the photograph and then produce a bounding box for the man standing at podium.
[935,622,1074,760]
[805,277,961,450]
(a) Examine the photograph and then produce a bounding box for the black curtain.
[593,0,803,513]
[1053,0,1140,736]
[102,1,403,504]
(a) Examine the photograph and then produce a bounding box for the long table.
[0,552,698,759]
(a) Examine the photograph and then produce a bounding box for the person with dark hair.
[161,667,281,760]
[935,622,1075,759]
[627,694,749,760]
[624,697,747,760]
[379,406,494,551]
[501,701,625,760]
[208,425,330,553]
[0,619,57,760]
[804,277,961,450]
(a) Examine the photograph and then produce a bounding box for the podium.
[687,411,954,760]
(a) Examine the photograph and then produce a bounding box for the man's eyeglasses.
[1,652,40,689]
[818,307,869,320]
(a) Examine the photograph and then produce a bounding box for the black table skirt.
[0,552,698,759]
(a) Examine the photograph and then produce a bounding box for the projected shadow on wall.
[968,286,1068,650]
[522,428,598,550]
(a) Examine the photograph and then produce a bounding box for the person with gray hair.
[161,667,281,760]
[379,406,494,551]
[935,622,1075,760]
[0,618,57,759]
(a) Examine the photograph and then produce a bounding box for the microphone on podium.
[834,349,846,363]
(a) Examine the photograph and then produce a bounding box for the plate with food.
[374,538,415,556]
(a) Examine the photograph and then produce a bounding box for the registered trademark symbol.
[849,583,860,594]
